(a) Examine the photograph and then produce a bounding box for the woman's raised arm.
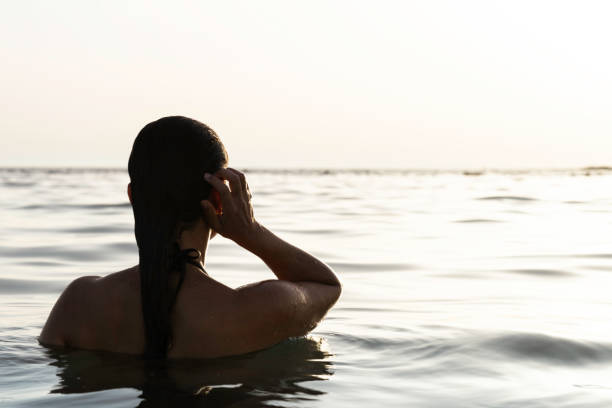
[200,168,341,290]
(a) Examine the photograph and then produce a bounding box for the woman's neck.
[177,218,211,266]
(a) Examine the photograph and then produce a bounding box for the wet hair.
[128,116,228,358]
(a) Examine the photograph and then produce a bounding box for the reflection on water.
[44,336,333,407]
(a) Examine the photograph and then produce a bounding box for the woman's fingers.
[205,173,231,202]
[214,168,243,197]
[203,168,257,243]
[227,168,249,197]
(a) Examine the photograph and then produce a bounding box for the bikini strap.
[168,245,204,311]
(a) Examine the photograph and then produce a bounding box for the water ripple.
[479,333,612,366]
[18,203,130,211]
[503,268,576,278]
[454,218,503,223]
[478,196,537,201]
[328,262,417,272]
[3,181,37,188]
[0,278,66,294]
[335,331,612,367]
[0,245,108,261]
[63,226,132,234]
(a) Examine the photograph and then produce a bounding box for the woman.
[39,116,341,358]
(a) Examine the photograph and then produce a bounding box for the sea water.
[1,168,612,407]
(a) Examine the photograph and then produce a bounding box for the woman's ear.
[127,183,133,205]
[211,190,223,214]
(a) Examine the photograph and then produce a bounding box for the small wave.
[503,268,575,278]
[574,384,612,390]
[334,332,423,352]
[63,225,132,234]
[276,228,341,235]
[334,330,612,369]
[335,306,406,313]
[479,333,612,366]
[17,260,66,267]
[327,262,416,272]
[18,203,130,210]
[478,196,537,202]
[454,218,502,223]
[3,181,37,187]
[574,253,612,259]
[504,253,612,260]
[0,278,66,294]
[433,273,484,279]
[583,265,612,272]
[206,262,266,271]
[0,167,123,174]
[583,166,612,172]
[0,245,108,261]
[104,242,137,253]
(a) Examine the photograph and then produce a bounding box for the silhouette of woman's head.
[128,116,227,357]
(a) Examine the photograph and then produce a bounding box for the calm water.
[2,168,612,407]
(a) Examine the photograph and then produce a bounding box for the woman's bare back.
[40,262,340,358]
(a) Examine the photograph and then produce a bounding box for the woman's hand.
[200,168,260,247]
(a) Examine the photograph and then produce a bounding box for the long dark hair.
[128,116,227,358]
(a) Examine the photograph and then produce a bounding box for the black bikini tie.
[168,245,205,311]
[171,246,204,272]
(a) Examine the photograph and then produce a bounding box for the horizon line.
[1,166,611,173]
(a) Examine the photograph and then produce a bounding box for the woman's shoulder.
[39,275,100,347]
[58,265,138,295]
[68,267,140,309]
[39,266,142,352]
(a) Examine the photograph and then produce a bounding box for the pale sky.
[1,0,611,169]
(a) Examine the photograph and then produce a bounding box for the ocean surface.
[2,167,612,407]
